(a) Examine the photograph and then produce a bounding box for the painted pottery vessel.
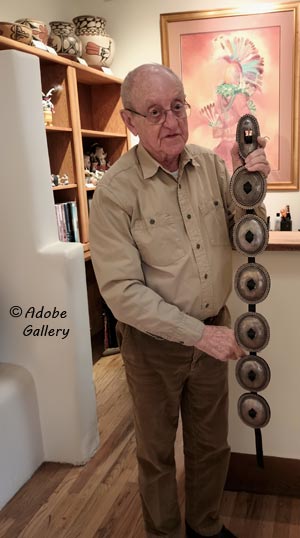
[73,15,115,67]
[0,21,32,44]
[15,18,48,44]
[48,21,82,57]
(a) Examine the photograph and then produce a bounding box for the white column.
[0,50,99,470]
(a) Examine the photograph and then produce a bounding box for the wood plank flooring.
[0,353,300,538]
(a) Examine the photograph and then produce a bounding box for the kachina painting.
[181,27,279,173]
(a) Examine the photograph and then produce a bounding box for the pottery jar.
[0,21,32,44]
[15,18,48,45]
[48,21,82,57]
[73,15,115,67]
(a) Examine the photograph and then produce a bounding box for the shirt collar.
[136,144,197,180]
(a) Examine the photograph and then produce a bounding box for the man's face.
[122,70,189,170]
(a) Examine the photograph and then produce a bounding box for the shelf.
[75,64,123,85]
[46,126,73,133]
[81,129,127,138]
[0,35,69,64]
[267,231,300,251]
[0,36,123,86]
[52,184,77,191]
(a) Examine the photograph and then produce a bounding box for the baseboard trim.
[225,452,300,497]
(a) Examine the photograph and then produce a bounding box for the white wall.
[1,0,81,24]
[2,0,300,458]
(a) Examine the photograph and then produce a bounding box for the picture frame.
[160,5,300,190]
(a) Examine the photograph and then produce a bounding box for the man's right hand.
[195,325,246,362]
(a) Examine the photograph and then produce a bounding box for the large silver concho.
[236,355,271,392]
[238,393,271,428]
[232,114,271,444]
[235,312,270,352]
[233,214,268,256]
[234,263,270,304]
[230,167,267,210]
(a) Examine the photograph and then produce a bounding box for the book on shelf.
[69,201,80,242]
[55,201,80,243]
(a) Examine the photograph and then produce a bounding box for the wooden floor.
[1,354,300,538]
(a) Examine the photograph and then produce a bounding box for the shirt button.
[196,243,200,249]
[214,200,219,206]
[204,273,208,279]
[187,214,191,219]
[178,184,182,189]
[149,218,155,224]
[205,303,209,308]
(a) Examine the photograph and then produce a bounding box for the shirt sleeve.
[89,184,205,346]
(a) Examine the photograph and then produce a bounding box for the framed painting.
[160,4,300,190]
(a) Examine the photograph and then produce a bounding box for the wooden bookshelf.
[0,35,129,255]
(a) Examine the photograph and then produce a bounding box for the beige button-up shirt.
[90,143,263,346]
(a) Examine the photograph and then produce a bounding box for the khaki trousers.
[116,307,231,538]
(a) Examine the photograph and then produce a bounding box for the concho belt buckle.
[230,114,266,209]
[236,114,260,160]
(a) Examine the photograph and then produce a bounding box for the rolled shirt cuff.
[172,313,205,347]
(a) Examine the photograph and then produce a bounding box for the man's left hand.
[231,136,271,177]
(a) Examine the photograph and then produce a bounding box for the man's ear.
[120,109,138,136]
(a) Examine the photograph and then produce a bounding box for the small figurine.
[58,173,69,185]
[51,174,59,187]
[90,143,109,172]
[42,85,62,126]
[51,173,69,187]
[85,168,103,187]
[83,148,106,187]
[84,153,91,171]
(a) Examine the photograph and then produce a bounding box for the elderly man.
[90,63,270,538]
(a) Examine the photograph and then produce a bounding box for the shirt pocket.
[132,213,185,267]
[199,198,230,246]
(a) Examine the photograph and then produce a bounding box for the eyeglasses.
[125,101,191,124]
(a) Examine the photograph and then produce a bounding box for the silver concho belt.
[231,114,271,468]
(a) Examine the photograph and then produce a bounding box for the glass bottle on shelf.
[274,212,281,231]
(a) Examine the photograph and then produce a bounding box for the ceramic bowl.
[0,21,32,44]
[15,18,48,45]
